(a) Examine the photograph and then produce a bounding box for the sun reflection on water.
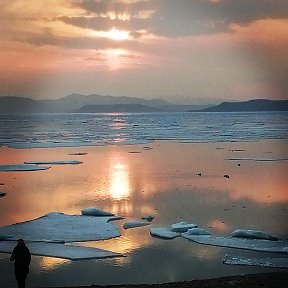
[110,161,130,201]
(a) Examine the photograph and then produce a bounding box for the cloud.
[63,0,288,37]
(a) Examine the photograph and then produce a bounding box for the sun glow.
[107,28,131,41]
[110,162,130,200]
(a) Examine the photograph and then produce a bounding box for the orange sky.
[0,0,287,103]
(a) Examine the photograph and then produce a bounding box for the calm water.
[0,112,287,288]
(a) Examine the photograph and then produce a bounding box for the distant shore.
[39,271,288,288]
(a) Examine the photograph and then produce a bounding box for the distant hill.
[75,104,162,113]
[0,96,46,113]
[0,94,212,113]
[194,99,288,112]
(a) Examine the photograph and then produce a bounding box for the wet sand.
[39,271,288,288]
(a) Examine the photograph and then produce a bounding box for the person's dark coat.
[10,242,31,276]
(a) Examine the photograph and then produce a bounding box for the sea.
[0,111,287,288]
[0,111,287,148]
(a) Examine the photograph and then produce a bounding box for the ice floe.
[231,229,278,241]
[0,164,50,171]
[171,222,198,233]
[81,208,114,217]
[0,241,122,260]
[150,227,180,239]
[181,234,288,254]
[123,221,150,230]
[0,212,120,242]
[68,153,87,156]
[223,255,288,268]
[0,192,6,197]
[24,160,82,165]
[141,215,154,222]
[187,228,211,236]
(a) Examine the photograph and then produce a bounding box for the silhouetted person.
[10,239,31,288]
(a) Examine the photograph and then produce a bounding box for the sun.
[107,28,130,41]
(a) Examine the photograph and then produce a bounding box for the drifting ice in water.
[123,221,150,230]
[0,164,50,171]
[0,241,122,260]
[0,212,120,242]
[150,227,180,239]
[24,160,82,165]
[81,208,114,217]
[223,255,288,268]
[171,222,198,233]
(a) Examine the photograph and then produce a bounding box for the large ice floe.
[24,160,82,165]
[0,212,122,260]
[223,255,288,268]
[0,164,50,171]
[0,212,120,242]
[0,241,122,260]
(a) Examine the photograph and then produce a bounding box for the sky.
[0,0,287,104]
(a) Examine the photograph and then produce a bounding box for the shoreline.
[38,271,288,288]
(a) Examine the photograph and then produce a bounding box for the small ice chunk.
[68,153,87,156]
[187,228,211,236]
[141,215,154,222]
[81,208,114,217]
[231,229,278,241]
[171,222,198,233]
[181,234,288,254]
[0,192,6,197]
[150,227,180,239]
[0,241,123,260]
[107,216,125,222]
[0,164,50,171]
[24,160,82,165]
[223,255,288,268]
[123,221,150,230]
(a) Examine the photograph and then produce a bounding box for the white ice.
[171,222,198,233]
[223,255,288,268]
[150,227,180,239]
[24,160,82,165]
[187,228,211,236]
[123,221,150,230]
[231,229,278,241]
[0,164,50,171]
[0,241,122,260]
[181,234,288,254]
[81,208,114,217]
[0,212,120,242]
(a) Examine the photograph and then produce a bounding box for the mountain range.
[0,95,287,113]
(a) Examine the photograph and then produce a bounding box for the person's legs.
[16,273,27,288]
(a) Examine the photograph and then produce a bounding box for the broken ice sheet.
[181,234,288,254]
[150,227,180,239]
[0,164,50,171]
[171,222,198,233]
[0,212,120,242]
[24,160,82,165]
[0,241,122,260]
[223,255,288,268]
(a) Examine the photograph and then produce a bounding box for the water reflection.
[109,161,130,201]
[0,140,287,287]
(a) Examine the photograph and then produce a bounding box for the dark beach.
[39,271,288,288]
